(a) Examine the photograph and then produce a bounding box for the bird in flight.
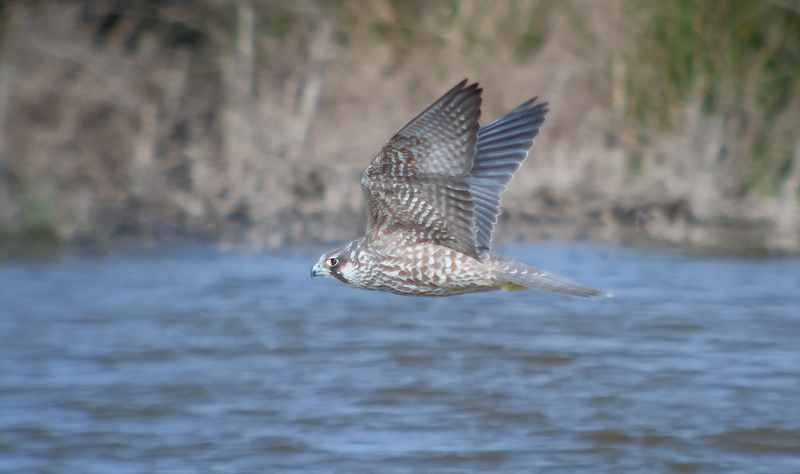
[311,80,608,297]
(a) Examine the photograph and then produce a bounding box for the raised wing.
[361,80,483,258]
[470,99,548,250]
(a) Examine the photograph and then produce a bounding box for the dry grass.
[0,0,797,254]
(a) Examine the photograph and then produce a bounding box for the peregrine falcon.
[311,80,608,297]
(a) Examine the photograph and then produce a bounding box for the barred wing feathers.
[470,99,548,251]
[361,80,483,258]
[360,80,549,259]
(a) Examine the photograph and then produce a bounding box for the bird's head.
[311,247,352,284]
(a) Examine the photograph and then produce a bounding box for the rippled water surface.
[1,245,799,473]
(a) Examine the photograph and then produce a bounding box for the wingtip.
[454,78,479,90]
[454,78,482,95]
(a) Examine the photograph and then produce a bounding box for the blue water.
[1,245,799,473]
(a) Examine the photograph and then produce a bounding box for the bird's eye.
[327,257,339,268]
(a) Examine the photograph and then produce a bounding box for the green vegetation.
[516,0,558,60]
[0,0,797,253]
[627,0,800,196]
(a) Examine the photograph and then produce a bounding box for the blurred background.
[2,2,800,473]
[1,0,799,255]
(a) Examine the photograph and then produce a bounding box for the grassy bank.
[0,0,798,255]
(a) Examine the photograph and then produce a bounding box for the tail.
[493,256,611,298]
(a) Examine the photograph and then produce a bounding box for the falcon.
[311,80,608,297]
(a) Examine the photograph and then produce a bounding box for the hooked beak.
[310,262,325,278]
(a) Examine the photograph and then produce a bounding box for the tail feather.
[494,257,610,298]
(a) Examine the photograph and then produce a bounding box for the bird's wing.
[469,99,548,251]
[361,80,483,258]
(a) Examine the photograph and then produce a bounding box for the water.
[1,245,799,473]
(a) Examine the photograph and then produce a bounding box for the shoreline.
[3,215,796,261]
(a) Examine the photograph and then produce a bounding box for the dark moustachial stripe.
[330,268,349,284]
